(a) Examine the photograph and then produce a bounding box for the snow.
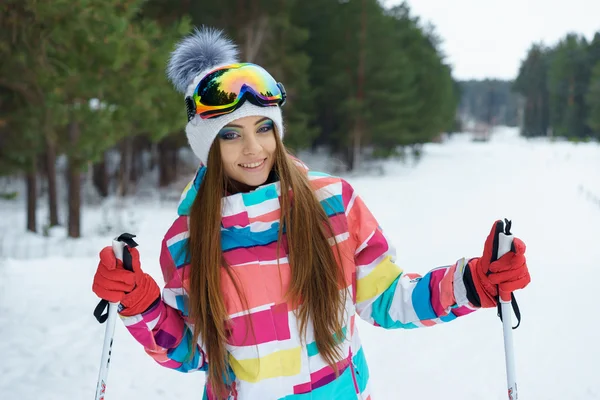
[1,126,599,399]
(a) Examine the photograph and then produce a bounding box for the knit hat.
[166,27,284,165]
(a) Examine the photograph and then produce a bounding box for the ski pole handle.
[94,233,137,400]
[497,231,518,400]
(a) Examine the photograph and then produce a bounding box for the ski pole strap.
[94,300,110,323]
[94,233,139,324]
[497,292,521,329]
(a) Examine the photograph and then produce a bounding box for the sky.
[383,0,600,80]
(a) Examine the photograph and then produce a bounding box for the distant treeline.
[458,80,520,127]
[514,32,600,139]
[460,31,600,140]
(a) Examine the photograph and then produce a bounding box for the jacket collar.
[177,158,309,218]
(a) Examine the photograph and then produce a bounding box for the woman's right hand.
[92,246,160,316]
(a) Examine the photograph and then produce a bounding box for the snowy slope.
[1,127,599,399]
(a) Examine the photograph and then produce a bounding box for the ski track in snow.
[1,127,599,399]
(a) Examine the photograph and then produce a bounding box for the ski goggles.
[185,63,287,121]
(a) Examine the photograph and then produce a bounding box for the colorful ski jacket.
[119,162,479,399]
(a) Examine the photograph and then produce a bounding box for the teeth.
[240,160,264,168]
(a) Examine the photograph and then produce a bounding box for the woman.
[92,28,530,399]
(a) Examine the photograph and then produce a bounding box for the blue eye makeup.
[218,128,241,141]
[218,120,273,140]
[257,120,274,133]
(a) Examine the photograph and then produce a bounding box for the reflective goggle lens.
[188,63,285,120]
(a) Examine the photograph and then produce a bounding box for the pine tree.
[586,61,600,137]
[514,44,550,137]
[547,34,591,139]
[0,0,190,237]
[0,0,57,231]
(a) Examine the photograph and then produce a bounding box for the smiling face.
[217,115,277,189]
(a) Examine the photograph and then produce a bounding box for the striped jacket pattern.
[119,162,479,399]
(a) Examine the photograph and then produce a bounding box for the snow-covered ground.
[1,127,599,399]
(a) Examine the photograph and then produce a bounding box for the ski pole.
[93,233,138,400]
[495,221,519,400]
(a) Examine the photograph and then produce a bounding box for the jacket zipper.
[349,355,363,400]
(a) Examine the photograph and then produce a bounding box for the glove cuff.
[464,258,498,308]
[463,261,482,308]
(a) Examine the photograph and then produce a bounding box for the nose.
[242,132,262,155]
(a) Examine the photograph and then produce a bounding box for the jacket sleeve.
[119,223,208,372]
[342,179,479,329]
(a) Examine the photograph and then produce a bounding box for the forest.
[1,0,599,238]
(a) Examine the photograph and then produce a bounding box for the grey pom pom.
[167,27,240,94]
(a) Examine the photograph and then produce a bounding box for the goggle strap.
[277,82,287,106]
[185,96,196,122]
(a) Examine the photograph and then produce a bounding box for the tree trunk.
[67,120,81,238]
[352,0,367,172]
[130,141,140,184]
[118,137,133,196]
[67,158,81,238]
[244,16,269,62]
[150,142,159,171]
[129,136,147,185]
[45,134,59,226]
[158,136,177,187]
[93,151,109,197]
[26,158,37,233]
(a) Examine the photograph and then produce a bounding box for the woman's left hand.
[466,220,531,308]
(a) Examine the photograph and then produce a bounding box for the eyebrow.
[223,117,271,129]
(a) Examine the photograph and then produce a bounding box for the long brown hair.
[188,129,348,398]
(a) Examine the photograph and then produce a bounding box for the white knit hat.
[167,27,284,165]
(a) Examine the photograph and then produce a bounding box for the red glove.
[465,220,531,308]
[92,246,160,316]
